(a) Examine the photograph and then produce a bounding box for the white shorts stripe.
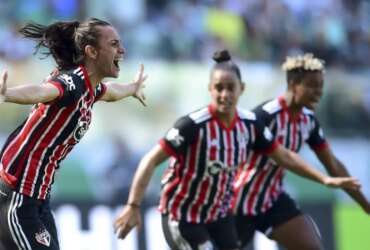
[13,194,32,250]
[8,193,32,250]
[7,193,23,249]
[167,219,192,250]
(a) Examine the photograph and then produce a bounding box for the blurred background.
[0,0,369,249]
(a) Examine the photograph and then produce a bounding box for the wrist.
[127,202,141,208]
[322,176,330,186]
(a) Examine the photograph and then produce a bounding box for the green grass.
[335,203,370,250]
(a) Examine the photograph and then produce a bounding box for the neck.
[83,62,103,88]
[216,109,235,128]
[283,91,303,116]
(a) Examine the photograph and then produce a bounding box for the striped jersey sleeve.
[305,115,328,151]
[159,116,198,157]
[48,73,84,106]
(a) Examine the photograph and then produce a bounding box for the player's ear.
[85,45,98,60]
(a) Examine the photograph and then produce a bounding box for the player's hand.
[0,70,8,103]
[114,204,142,239]
[323,176,361,190]
[132,64,148,106]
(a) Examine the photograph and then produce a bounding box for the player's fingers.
[138,97,146,107]
[141,75,148,83]
[118,225,133,239]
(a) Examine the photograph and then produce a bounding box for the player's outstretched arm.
[0,70,60,105]
[269,145,361,190]
[114,144,168,239]
[315,147,370,214]
[100,64,148,105]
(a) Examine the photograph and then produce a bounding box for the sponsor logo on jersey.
[58,74,76,91]
[166,128,184,147]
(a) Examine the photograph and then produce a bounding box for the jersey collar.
[208,104,238,131]
[278,96,302,122]
[79,65,94,99]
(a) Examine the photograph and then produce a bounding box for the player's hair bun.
[212,50,231,63]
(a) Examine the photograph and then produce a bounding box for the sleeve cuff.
[310,141,329,152]
[47,81,64,99]
[260,140,279,155]
[159,139,178,158]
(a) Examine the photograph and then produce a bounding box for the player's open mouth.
[113,59,119,69]
[113,58,121,69]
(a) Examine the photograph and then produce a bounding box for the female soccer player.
[0,18,147,250]
[114,50,359,250]
[232,53,370,250]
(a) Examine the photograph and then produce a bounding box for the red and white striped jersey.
[158,104,278,223]
[232,96,328,215]
[0,65,106,200]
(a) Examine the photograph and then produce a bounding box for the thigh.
[271,214,323,250]
[207,215,240,250]
[162,214,213,250]
[234,215,256,249]
[259,192,302,237]
[39,202,59,249]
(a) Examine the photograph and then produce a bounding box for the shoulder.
[172,107,211,131]
[188,107,212,124]
[237,107,256,121]
[54,66,85,88]
[260,98,282,115]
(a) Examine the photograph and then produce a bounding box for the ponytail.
[19,18,111,71]
[20,21,80,70]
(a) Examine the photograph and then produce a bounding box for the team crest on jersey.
[207,161,233,176]
[74,100,91,141]
[166,128,184,147]
[74,120,89,141]
[35,229,51,247]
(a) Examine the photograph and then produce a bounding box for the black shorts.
[162,214,240,250]
[235,192,302,247]
[0,179,60,250]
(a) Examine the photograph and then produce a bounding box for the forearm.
[5,85,57,104]
[127,155,157,206]
[278,150,327,184]
[102,82,137,102]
